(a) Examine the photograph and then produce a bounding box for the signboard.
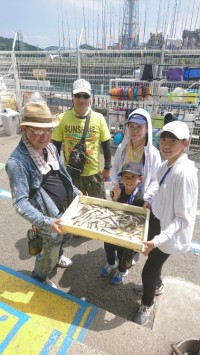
[32,69,47,79]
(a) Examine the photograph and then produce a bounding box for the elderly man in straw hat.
[6,101,80,288]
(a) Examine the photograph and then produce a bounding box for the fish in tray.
[71,202,145,239]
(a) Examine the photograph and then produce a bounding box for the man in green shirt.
[52,79,111,198]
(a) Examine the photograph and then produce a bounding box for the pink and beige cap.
[20,102,59,128]
[72,79,91,96]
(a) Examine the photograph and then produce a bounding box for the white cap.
[159,121,190,140]
[72,79,91,96]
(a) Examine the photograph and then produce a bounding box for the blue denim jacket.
[6,139,79,230]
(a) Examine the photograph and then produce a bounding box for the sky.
[0,0,199,49]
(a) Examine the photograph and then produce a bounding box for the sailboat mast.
[82,0,87,44]
[92,0,95,47]
[163,1,169,38]
[170,1,178,38]
[189,0,195,30]
[143,0,147,44]
[57,0,61,48]
[60,0,65,49]
[194,3,200,29]
[88,0,90,45]
[156,0,162,33]
[184,1,190,30]
[96,4,99,48]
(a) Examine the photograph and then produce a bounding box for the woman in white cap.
[6,101,81,288]
[112,108,161,204]
[110,108,161,273]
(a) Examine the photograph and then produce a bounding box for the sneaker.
[134,303,154,326]
[44,278,57,289]
[132,252,139,266]
[110,270,128,285]
[57,255,73,268]
[100,261,118,277]
[134,283,164,296]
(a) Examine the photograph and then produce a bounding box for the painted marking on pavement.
[0,163,5,169]
[190,240,200,253]
[0,302,30,353]
[0,264,99,353]
[0,189,11,200]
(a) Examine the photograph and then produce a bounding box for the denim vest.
[6,139,79,230]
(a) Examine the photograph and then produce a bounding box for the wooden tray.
[61,195,150,252]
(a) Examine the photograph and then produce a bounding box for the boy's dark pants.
[104,212,162,274]
[104,243,126,272]
[141,212,170,307]
[141,247,170,306]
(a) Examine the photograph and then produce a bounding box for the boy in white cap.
[6,102,81,288]
[52,79,111,199]
[133,121,198,325]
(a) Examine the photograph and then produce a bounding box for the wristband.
[104,164,112,170]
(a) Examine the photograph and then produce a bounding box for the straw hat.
[20,102,59,128]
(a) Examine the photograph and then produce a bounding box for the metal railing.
[0,48,199,150]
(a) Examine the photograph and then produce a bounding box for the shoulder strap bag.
[67,111,91,178]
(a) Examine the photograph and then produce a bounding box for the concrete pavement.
[0,127,199,354]
[1,263,199,354]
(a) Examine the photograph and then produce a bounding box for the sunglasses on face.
[28,127,54,136]
[74,93,90,99]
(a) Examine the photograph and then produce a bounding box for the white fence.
[0,48,199,150]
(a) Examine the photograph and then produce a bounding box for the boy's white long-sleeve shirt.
[152,153,198,254]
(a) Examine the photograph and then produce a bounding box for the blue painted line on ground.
[77,306,99,343]
[57,336,74,355]
[0,264,98,308]
[191,240,200,253]
[40,329,62,355]
[0,264,99,347]
[0,302,30,353]
[57,300,98,353]
[0,189,11,200]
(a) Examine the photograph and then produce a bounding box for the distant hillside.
[45,46,60,51]
[45,44,97,50]
[80,44,96,50]
[0,36,42,51]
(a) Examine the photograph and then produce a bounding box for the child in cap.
[133,121,198,325]
[100,162,144,285]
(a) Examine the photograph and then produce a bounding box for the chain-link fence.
[0,48,199,150]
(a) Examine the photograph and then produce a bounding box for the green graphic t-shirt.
[52,109,111,176]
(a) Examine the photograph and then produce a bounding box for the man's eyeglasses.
[28,127,54,136]
[74,93,90,99]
